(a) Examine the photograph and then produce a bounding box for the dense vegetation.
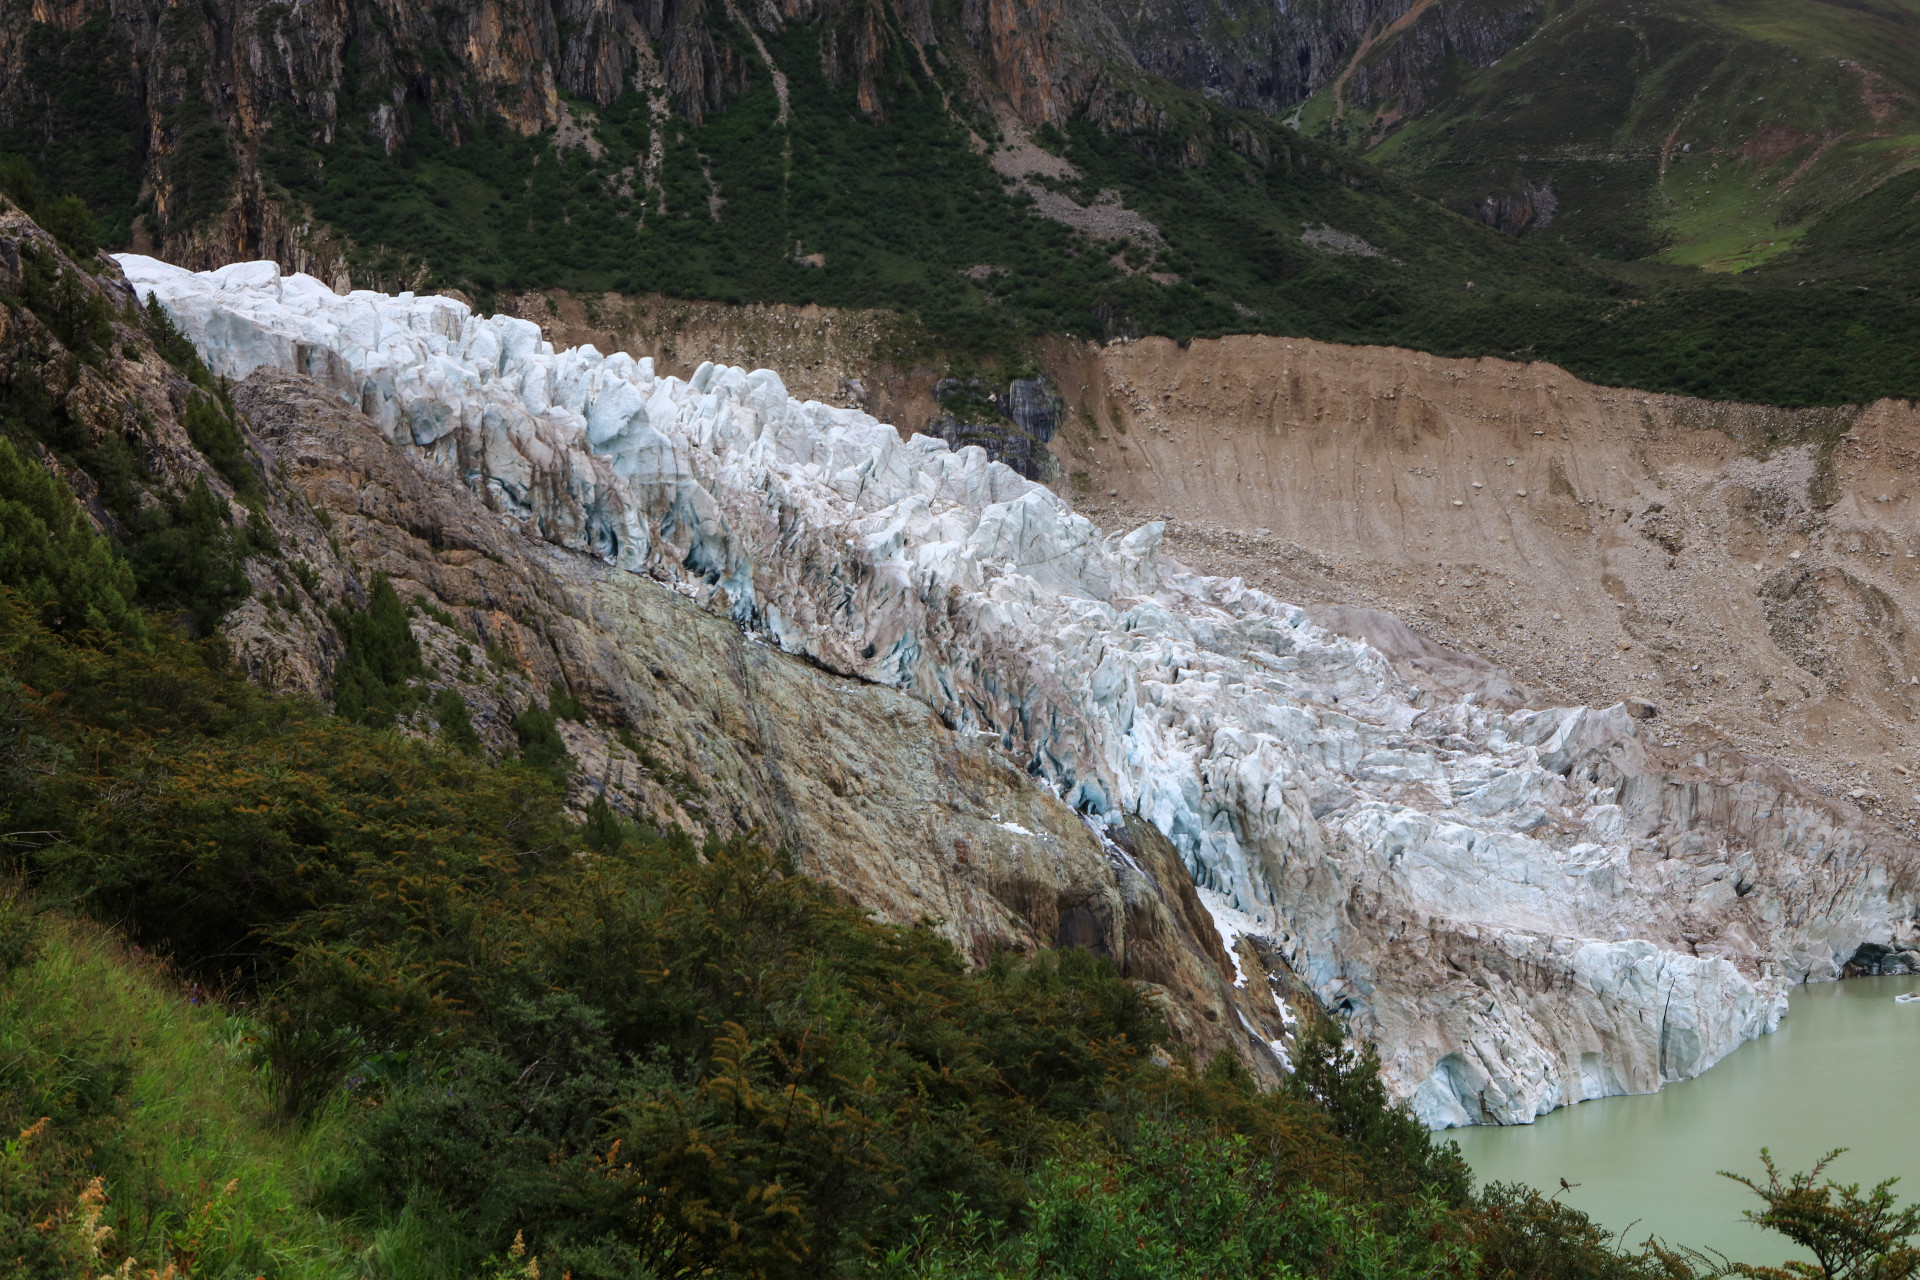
[0,202,269,637]
[0,14,143,250]
[3,334,1917,1277]
[244,13,1920,406]
[1290,0,1920,406]
[0,0,1911,405]
[1345,0,1920,272]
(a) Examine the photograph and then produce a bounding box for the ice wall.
[122,255,1911,1126]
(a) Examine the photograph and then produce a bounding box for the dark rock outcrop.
[1843,942,1920,977]
[929,374,1063,479]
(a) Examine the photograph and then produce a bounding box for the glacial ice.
[118,254,1914,1126]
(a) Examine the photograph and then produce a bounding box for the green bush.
[0,155,99,260]
[1721,1149,1920,1280]
[0,436,140,639]
[125,477,254,632]
[309,841,1163,1278]
[141,293,212,383]
[182,387,260,501]
[331,573,425,726]
[878,1120,1476,1280]
[15,245,112,360]
[512,699,570,780]
[432,685,481,753]
[547,679,588,721]
[1286,1020,1472,1209]
[1471,1182,1684,1280]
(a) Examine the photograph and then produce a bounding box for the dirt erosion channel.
[1045,333,1920,818]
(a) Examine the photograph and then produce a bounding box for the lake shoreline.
[1451,974,1920,1262]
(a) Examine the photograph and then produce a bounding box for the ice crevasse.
[119,254,1916,1128]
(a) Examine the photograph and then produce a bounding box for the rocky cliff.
[248,356,1290,1057]
[119,253,1920,1127]
[1,0,770,269]
[0,0,1524,270]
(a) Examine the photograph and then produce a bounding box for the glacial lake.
[1451,975,1920,1264]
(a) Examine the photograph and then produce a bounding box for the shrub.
[1722,1149,1920,1280]
[125,477,252,632]
[16,246,112,359]
[331,573,424,726]
[876,1120,1477,1280]
[547,679,588,721]
[181,388,259,502]
[432,685,481,753]
[141,294,208,380]
[320,840,1164,1278]
[0,155,99,259]
[1472,1182,1682,1280]
[1287,1019,1472,1211]
[0,436,140,638]
[511,699,569,780]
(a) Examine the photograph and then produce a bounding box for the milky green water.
[1450,976,1920,1264]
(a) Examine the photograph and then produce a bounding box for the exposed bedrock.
[121,254,1920,1127]
[228,364,1283,1075]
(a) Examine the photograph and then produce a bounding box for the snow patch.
[1199,885,1267,987]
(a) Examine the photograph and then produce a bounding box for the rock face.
[0,210,244,522]
[0,0,768,267]
[0,0,1539,274]
[230,362,1284,1073]
[929,375,1064,480]
[123,252,1920,1127]
[1327,0,1539,136]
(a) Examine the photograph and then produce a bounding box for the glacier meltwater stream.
[1454,976,1920,1262]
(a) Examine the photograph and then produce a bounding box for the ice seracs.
[117,254,1919,1127]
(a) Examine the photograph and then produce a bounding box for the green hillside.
[247,22,1920,407]
[4,334,1911,1279]
[256,34,1617,369]
[10,0,1920,408]
[2,360,1798,1278]
[1333,0,1920,272]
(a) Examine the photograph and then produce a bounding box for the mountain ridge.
[10,0,1920,406]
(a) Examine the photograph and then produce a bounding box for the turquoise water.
[1450,976,1920,1264]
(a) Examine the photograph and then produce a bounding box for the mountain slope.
[1328,0,1920,274]
[8,0,1920,410]
[124,245,1920,1133]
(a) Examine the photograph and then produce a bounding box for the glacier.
[117,254,1918,1127]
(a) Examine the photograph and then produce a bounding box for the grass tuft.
[0,896,360,1279]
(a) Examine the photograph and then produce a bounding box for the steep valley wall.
[231,365,1289,1078]
[112,252,1920,1130]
